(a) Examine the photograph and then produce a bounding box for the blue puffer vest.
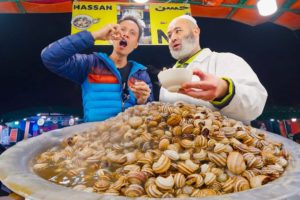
[82,53,151,122]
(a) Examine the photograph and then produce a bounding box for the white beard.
[169,34,198,60]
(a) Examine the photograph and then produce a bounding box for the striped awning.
[0,0,299,30]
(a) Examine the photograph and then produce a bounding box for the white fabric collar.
[192,48,212,63]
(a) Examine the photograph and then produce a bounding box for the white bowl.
[158,68,193,92]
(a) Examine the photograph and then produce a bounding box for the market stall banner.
[71,2,191,45]
[149,3,190,45]
[9,129,18,143]
[23,121,30,140]
[0,125,2,144]
[1,127,9,145]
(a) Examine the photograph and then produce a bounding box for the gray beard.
[170,34,198,60]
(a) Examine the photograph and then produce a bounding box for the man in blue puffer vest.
[41,16,153,122]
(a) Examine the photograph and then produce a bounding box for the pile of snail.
[33,102,289,198]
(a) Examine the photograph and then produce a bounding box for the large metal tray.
[0,122,300,200]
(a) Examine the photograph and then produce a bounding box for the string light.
[257,0,278,16]
[133,0,149,3]
[291,118,297,122]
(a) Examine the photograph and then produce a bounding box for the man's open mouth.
[173,43,180,49]
[119,39,128,48]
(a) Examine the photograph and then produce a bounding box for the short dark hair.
[118,15,143,41]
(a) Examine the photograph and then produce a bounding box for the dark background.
[0,13,300,117]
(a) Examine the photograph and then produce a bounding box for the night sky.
[0,13,300,117]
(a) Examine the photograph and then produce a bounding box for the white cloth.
[159,48,268,123]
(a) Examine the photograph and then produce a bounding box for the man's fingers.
[193,69,206,80]
[133,85,150,92]
[113,24,122,32]
[135,90,150,96]
[133,82,150,91]
[181,82,201,89]
[129,81,150,101]
[109,24,123,40]
[179,89,213,101]
[134,81,147,86]
[182,81,216,90]
[134,89,150,97]
[130,86,149,95]
[111,32,122,40]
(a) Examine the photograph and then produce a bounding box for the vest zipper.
[122,82,130,112]
[95,53,145,112]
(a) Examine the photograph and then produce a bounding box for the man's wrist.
[91,31,99,40]
[137,95,149,104]
[216,78,229,100]
[137,99,146,104]
[210,77,235,109]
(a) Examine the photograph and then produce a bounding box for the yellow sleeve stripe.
[211,77,235,109]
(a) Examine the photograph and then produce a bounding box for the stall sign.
[1,127,9,145]
[9,128,18,143]
[71,2,191,45]
[71,2,117,45]
[23,121,31,139]
[0,125,2,143]
[149,3,190,45]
